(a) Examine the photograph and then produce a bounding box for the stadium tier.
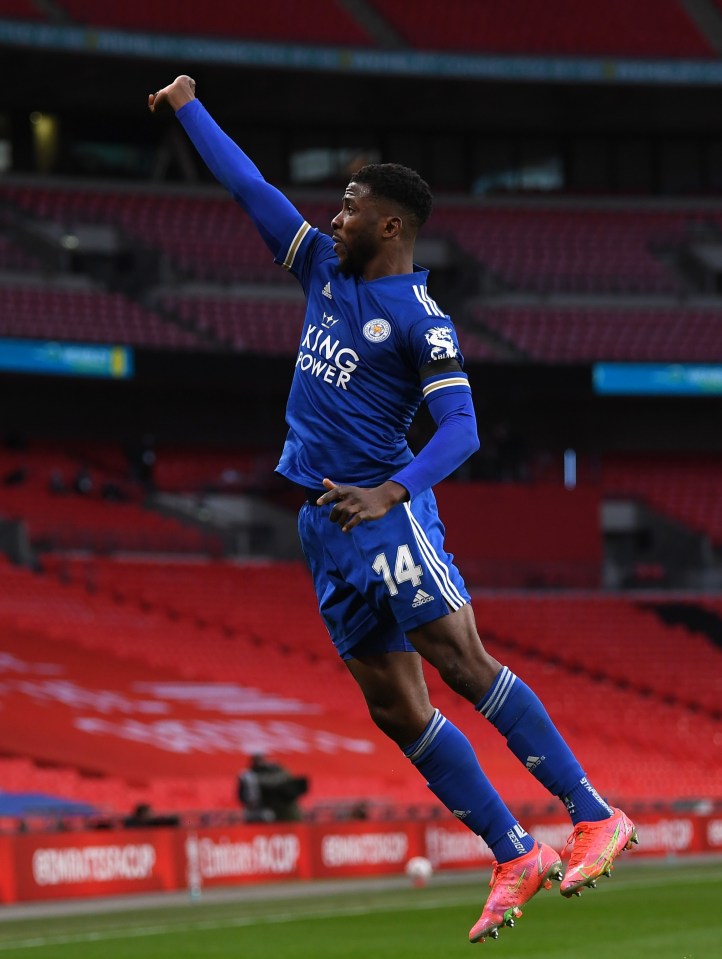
[474,593,722,714]
[431,206,692,295]
[3,186,706,294]
[475,306,722,361]
[603,454,722,545]
[434,483,602,588]
[0,555,719,817]
[161,292,502,359]
[1,185,295,286]
[1,487,220,553]
[5,442,722,555]
[4,0,715,59]
[0,235,43,272]
[7,181,722,362]
[54,0,373,45]
[0,284,204,349]
[163,294,305,354]
[0,443,222,553]
[151,445,278,492]
[0,0,44,20]
[368,0,715,57]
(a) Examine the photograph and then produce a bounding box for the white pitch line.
[0,868,717,952]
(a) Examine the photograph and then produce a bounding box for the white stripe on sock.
[406,709,447,764]
[479,667,517,721]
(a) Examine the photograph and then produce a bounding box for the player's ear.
[383,215,403,238]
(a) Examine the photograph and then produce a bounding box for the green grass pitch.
[0,859,718,958]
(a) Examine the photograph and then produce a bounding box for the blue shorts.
[298,487,470,660]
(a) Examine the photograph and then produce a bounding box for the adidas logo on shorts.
[412,588,434,608]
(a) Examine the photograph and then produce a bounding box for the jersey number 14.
[372,546,423,596]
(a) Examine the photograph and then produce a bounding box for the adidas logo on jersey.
[412,589,434,608]
[322,281,333,299]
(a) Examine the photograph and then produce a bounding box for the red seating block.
[58,0,373,45]
[0,284,203,349]
[603,453,722,544]
[2,554,720,814]
[370,0,714,58]
[477,306,722,362]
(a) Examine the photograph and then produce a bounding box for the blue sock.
[477,667,612,825]
[562,777,614,824]
[404,709,536,863]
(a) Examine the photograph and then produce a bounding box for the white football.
[405,855,433,886]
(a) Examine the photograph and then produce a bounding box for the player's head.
[331,163,432,277]
[351,163,433,231]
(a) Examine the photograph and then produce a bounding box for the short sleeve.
[406,314,466,371]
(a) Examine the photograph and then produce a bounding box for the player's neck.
[361,247,415,281]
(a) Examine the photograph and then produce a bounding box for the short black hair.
[351,163,433,230]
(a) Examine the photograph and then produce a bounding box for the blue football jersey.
[275,223,467,489]
[173,100,473,493]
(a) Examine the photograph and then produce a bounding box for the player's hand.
[148,75,196,115]
[317,478,408,532]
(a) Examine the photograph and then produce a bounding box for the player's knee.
[365,698,427,747]
[437,657,484,702]
[366,698,403,736]
[433,643,498,702]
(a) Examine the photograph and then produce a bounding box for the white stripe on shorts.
[404,502,466,611]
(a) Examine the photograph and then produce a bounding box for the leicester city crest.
[363,318,391,342]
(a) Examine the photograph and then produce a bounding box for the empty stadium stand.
[368,0,715,58]
[0,1,45,21]
[1,184,294,287]
[0,284,204,349]
[6,0,716,61]
[434,482,602,588]
[55,0,373,45]
[430,206,693,295]
[603,454,722,545]
[0,236,43,273]
[7,180,722,365]
[0,443,222,553]
[1,553,719,818]
[163,294,305,354]
[475,306,722,362]
[3,0,722,847]
[5,185,707,297]
[152,445,279,493]
[475,593,722,714]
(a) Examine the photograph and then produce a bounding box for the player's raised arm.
[148,75,305,260]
